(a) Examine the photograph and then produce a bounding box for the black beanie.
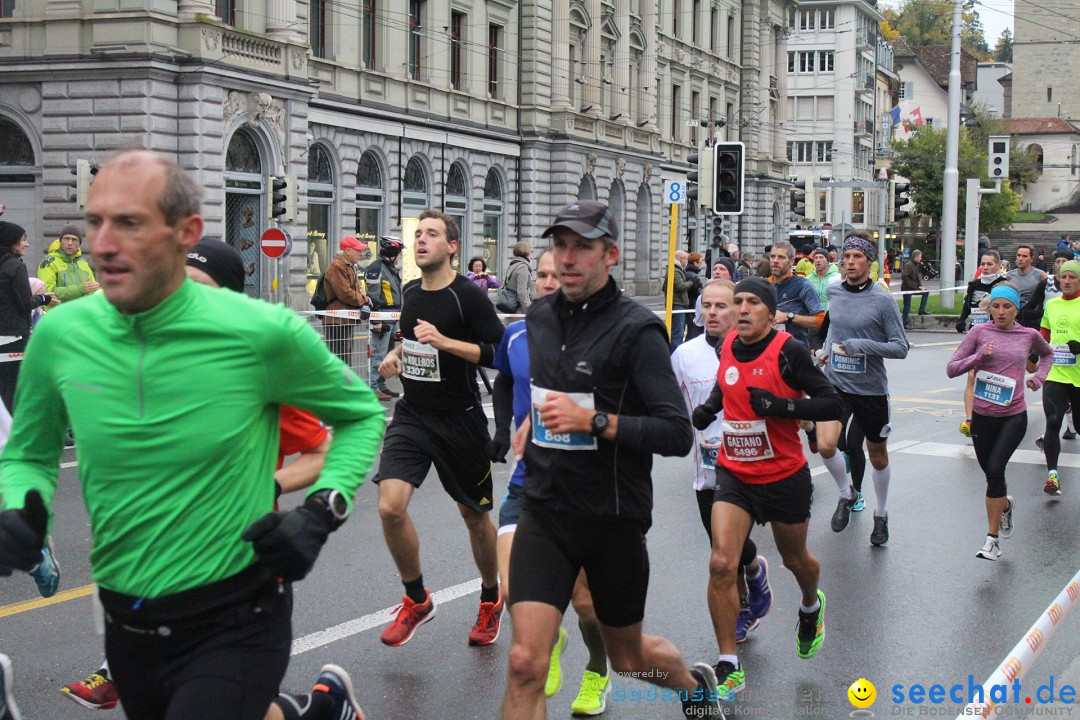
[734,276,778,315]
[0,221,25,249]
[186,239,245,293]
[714,257,736,279]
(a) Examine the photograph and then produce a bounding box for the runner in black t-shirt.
[375,209,508,648]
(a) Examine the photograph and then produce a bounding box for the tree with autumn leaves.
[880,0,994,60]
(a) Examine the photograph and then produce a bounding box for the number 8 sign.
[663,179,686,205]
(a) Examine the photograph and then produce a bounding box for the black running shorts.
[837,390,891,444]
[373,399,494,512]
[712,463,813,526]
[102,568,291,720]
[509,501,649,628]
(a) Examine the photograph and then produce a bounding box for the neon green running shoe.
[570,669,610,716]
[714,660,746,700]
[545,627,568,698]
[796,590,826,659]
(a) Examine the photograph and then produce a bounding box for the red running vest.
[716,331,806,484]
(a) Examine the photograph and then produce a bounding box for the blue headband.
[989,285,1021,308]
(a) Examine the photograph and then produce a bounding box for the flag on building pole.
[887,105,902,126]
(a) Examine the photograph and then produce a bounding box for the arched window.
[224,128,265,298]
[0,117,40,263]
[1028,144,1045,177]
[483,169,504,271]
[608,180,626,284]
[0,117,34,169]
[634,183,652,286]
[225,129,262,174]
[307,144,338,280]
[403,156,429,211]
[446,163,470,271]
[577,174,596,200]
[355,151,385,265]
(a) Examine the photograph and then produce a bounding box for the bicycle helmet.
[379,236,405,258]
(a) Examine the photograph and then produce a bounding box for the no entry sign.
[260,228,289,258]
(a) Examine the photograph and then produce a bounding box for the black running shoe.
[870,515,889,546]
[830,493,857,533]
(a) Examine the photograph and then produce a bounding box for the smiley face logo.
[848,678,876,709]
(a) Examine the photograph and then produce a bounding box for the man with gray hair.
[0,149,385,720]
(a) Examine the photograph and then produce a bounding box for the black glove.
[692,405,717,431]
[0,490,48,576]
[749,387,793,418]
[956,320,966,333]
[242,495,335,582]
[486,434,511,463]
[1068,341,1080,356]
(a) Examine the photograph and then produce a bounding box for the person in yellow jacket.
[38,225,98,308]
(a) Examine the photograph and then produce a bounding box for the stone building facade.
[0,0,793,303]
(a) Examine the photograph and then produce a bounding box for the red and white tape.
[964,568,1080,716]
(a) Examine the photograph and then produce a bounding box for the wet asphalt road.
[4,331,1080,719]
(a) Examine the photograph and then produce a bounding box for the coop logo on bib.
[722,419,774,461]
[724,366,740,386]
[402,339,441,382]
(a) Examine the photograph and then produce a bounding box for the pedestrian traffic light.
[988,135,1010,180]
[268,175,296,223]
[712,142,744,215]
[889,180,911,222]
[69,159,98,209]
[686,147,714,210]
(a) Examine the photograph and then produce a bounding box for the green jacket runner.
[0,279,386,598]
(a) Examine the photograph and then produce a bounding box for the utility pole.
[939,0,965,308]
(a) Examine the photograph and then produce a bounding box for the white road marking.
[290,578,482,655]
[896,441,1080,468]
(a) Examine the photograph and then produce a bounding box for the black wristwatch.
[590,411,610,437]
[786,311,795,323]
[308,489,349,529]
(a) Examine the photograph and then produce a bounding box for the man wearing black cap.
[692,276,842,694]
[500,200,722,718]
[815,234,909,546]
[38,224,98,308]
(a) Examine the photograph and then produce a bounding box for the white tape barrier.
[0,352,24,364]
[889,284,966,297]
[964,567,1080,717]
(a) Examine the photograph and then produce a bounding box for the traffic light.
[712,142,744,215]
[791,178,816,222]
[268,175,297,223]
[70,159,98,209]
[686,147,714,210]
[889,180,912,222]
[988,135,1010,180]
[711,221,726,249]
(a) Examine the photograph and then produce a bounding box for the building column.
[642,2,660,132]
[267,0,303,42]
[582,0,602,116]
[178,0,217,21]
[612,0,631,121]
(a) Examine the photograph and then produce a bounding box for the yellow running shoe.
[545,627,568,697]
[571,669,611,716]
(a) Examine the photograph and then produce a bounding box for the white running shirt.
[671,333,725,490]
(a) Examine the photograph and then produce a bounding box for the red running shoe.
[61,671,118,710]
[468,593,504,646]
[380,589,436,646]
